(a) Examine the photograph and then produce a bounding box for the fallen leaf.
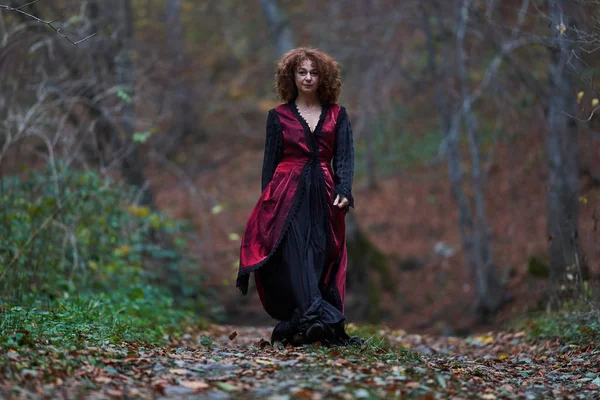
[153,382,166,395]
[354,388,370,398]
[473,335,494,345]
[95,376,112,384]
[480,394,497,400]
[228,331,238,340]
[180,380,209,391]
[106,389,123,397]
[294,389,314,399]
[329,349,341,357]
[213,381,240,392]
[168,368,189,375]
[436,374,447,389]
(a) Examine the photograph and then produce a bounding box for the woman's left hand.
[333,194,349,209]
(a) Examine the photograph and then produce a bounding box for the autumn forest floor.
[2,324,599,399]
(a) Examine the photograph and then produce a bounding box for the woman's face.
[294,58,319,96]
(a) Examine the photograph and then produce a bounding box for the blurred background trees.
[1,0,599,335]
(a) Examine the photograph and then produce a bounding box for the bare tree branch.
[0,1,95,45]
[563,105,600,122]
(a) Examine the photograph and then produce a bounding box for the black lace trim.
[290,100,340,312]
[236,162,311,294]
[261,109,284,192]
[333,106,355,209]
[290,102,323,134]
[290,100,328,137]
[334,185,354,209]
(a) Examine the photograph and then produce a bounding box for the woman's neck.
[295,92,320,108]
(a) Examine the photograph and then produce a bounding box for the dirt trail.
[2,325,598,399]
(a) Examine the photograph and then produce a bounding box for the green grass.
[344,324,422,363]
[0,285,208,349]
[509,305,600,345]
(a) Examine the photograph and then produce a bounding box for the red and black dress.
[237,101,354,345]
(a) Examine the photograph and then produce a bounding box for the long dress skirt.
[255,164,349,344]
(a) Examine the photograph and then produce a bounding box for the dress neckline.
[290,100,327,136]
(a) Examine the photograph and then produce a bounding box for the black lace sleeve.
[261,109,283,192]
[333,106,355,208]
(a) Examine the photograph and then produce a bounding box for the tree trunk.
[166,0,198,149]
[259,0,295,56]
[546,0,587,306]
[85,0,154,206]
[362,3,377,190]
[345,212,394,323]
[421,2,452,153]
[463,106,506,318]
[115,0,153,206]
[447,0,507,322]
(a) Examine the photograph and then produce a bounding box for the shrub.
[0,284,205,347]
[0,165,212,314]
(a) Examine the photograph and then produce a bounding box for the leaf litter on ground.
[1,324,599,399]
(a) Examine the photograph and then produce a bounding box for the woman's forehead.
[297,58,317,70]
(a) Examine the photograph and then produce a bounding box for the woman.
[237,47,356,346]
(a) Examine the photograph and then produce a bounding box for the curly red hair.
[275,47,342,105]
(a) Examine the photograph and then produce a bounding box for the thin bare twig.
[14,0,43,10]
[0,1,96,46]
[562,104,600,122]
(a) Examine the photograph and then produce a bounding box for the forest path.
[1,325,598,399]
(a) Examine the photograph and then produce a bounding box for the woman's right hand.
[333,194,349,209]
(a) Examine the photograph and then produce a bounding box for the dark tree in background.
[449,0,506,321]
[111,0,155,206]
[545,0,588,306]
[260,0,295,57]
[166,0,199,149]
